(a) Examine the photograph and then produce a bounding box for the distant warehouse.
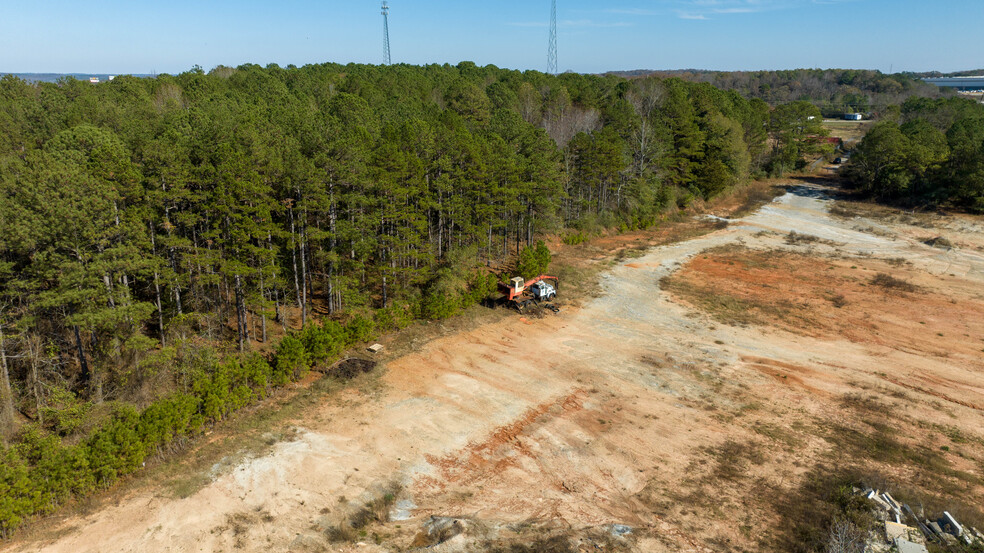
[922,76,984,91]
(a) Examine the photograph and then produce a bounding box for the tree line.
[845,96,984,211]
[610,68,946,117]
[0,61,819,534]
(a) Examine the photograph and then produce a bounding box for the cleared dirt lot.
[8,180,984,552]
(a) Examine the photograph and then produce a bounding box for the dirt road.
[9,182,984,552]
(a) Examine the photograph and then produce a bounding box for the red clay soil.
[667,247,984,363]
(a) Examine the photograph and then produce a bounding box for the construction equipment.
[498,274,558,310]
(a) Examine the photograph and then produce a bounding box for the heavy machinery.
[498,274,558,310]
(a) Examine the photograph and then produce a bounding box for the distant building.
[89,77,99,84]
[108,75,115,81]
[843,113,863,121]
[922,76,984,91]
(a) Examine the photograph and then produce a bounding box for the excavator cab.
[510,277,525,295]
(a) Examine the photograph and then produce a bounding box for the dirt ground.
[7,178,984,552]
[823,120,874,147]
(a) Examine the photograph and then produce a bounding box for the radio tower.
[547,0,558,74]
[381,1,392,65]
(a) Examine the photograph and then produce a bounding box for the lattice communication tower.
[547,0,558,74]
[382,2,392,65]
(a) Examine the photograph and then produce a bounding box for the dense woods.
[0,61,817,534]
[846,97,984,211]
[611,68,945,117]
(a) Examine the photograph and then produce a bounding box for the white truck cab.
[529,280,556,301]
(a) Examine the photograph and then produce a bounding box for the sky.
[0,0,981,75]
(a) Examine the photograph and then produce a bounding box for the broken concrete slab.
[367,343,384,353]
[886,521,918,543]
[895,538,929,553]
[869,495,892,511]
[882,492,902,511]
[940,511,963,537]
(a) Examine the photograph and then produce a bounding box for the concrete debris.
[939,510,964,537]
[608,524,633,537]
[894,538,930,553]
[367,343,384,353]
[886,521,919,543]
[853,488,984,550]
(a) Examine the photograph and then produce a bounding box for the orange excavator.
[498,274,559,310]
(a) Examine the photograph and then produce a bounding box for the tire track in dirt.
[878,374,984,412]
[419,388,588,490]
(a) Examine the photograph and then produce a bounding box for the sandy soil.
[8,181,984,552]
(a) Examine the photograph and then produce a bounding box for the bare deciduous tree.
[627,78,666,176]
[825,520,866,553]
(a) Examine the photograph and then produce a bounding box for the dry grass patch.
[703,439,767,481]
[869,272,920,294]
[784,231,843,247]
[924,235,955,249]
[326,483,402,543]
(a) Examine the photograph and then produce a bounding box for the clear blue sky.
[1,0,981,75]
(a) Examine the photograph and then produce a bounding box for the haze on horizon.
[0,0,981,76]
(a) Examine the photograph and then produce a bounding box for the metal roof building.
[923,76,984,91]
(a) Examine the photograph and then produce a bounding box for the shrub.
[300,322,343,365]
[562,232,589,245]
[344,314,376,345]
[86,405,145,487]
[870,273,919,293]
[274,335,308,383]
[374,303,414,332]
[420,289,459,320]
[39,387,91,437]
[515,241,552,280]
[241,354,273,398]
[0,447,33,539]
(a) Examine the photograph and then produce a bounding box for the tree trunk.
[0,320,15,438]
[103,274,116,308]
[74,324,91,393]
[259,272,267,343]
[234,274,245,352]
[289,207,303,316]
[26,335,44,424]
[299,219,309,327]
[150,225,166,346]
